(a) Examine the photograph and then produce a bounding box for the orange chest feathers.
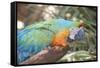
[51,29,70,47]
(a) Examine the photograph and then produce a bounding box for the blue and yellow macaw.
[17,19,85,64]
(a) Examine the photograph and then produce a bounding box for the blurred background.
[17,3,97,62]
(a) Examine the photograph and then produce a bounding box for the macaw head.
[51,19,85,48]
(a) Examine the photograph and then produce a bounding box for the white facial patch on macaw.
[75,27,85,40]
[69,27,82,40]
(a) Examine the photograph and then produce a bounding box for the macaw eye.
[70,28,74,31]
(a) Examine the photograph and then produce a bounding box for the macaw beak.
[68,27,85,41]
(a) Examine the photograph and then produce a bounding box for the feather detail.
[51,29,70,47]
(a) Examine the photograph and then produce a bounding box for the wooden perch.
[20,46,69,65]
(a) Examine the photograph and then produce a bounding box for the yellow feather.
[51,29,70,47]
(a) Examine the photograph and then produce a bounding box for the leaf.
[58,51,96,62]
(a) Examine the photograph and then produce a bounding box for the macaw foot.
[52,46,64,51]
[44,46,52,50]
[43,46,63,51]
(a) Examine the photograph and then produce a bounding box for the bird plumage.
[51,28,70,47]
[17,19,84,63]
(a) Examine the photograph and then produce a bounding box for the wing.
[17,28,54,63]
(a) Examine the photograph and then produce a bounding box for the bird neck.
[51,29,70,47]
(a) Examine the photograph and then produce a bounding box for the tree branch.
[20,46,69,65]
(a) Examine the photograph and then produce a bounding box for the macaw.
[17,19,85,64]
